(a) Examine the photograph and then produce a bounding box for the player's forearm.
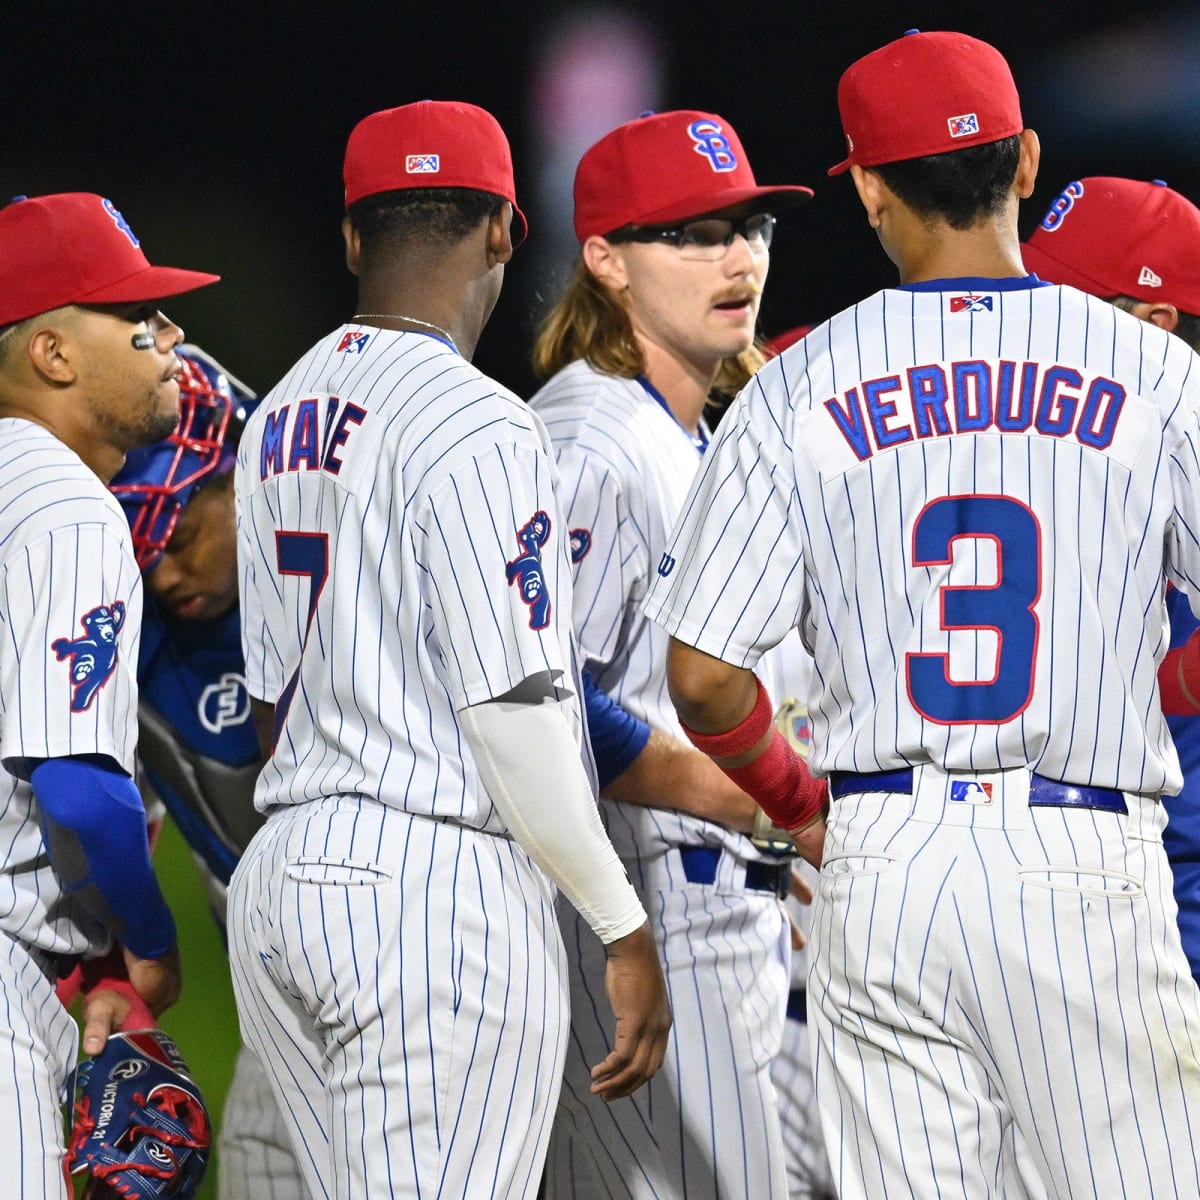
[667,638,828,862]
[460,681,646,944]
[602,728,758,833]
[31,756,177,959]
[666,638,761,737]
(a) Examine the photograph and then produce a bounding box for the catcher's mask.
[109,344,256,571]
[66,1027,211,1199]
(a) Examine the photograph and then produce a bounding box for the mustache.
[712,282,763,304]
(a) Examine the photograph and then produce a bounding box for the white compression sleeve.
[460,683,646,945]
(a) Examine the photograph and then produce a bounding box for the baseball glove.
[66,1028,211,1199]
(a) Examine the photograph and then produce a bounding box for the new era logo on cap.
[1139,265,1163,288]
[406,154,440,174]
[948,113,979,138]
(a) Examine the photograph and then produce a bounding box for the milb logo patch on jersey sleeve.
[51,601,126,712]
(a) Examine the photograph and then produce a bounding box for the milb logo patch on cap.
[406,154,440,174]
[948,113,980,138]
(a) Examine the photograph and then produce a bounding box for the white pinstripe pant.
[810,774,1200,1200]
[0,934,78,1200]
[228,797,569,1200]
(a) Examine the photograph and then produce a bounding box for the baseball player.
[529,109,813,1199]
[1022,176,1200,983]
[107,344,304,1200]
[227,100,670,1200]
[646,30,1200,1200]
[0,192,217,1195]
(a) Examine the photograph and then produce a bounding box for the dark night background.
[7,1,1200,403]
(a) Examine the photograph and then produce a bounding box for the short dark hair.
[875,135,1022,231]
[346,187,505,253]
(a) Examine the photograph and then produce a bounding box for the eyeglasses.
[611,212,776,261]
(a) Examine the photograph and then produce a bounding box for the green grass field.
[104,819,242,1199]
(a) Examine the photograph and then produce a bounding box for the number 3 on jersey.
[272,531,329,747]
[906,494,1040,725]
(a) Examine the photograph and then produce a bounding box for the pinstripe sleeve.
[415,439,572,709]
[0,524,141,772]
[643,381,806,668]
[1164,342,1200,605]
[554,446,647,669]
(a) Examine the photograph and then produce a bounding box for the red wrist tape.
[679,676,773,760]
[1160,633,1200,716]
[723,728,828,833]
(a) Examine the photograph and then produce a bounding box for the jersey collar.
[897,274,1051,293]
[635,374,709,455]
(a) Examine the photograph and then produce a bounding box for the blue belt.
[786,986,807,1025]
[829,768,1127,813]
[678,846,791,900]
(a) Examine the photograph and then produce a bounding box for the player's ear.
[1142,301,1180,334]
[26,320,79,385]
[582,236,628,292]
[1014,129,1040,200]
[342,216,362,277]
[849,165,885,229]
[485,202,515,267]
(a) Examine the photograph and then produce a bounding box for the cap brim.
[627,183,814,229]
[827,157,852,177]
[76,265,221,306]
[1019,240,1114,297]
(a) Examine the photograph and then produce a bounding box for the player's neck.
[636,340,717,435]
[893,217,1028,285]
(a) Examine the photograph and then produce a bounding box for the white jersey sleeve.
[552,447,648,671]
[414,437,573,709]
[0,420,142,956]
[640,385,805,670]
[0,432,141,773]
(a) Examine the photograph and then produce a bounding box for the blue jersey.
[1165,585,1200,980]
[136,596,263,906]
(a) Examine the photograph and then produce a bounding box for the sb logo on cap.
[689,120,737,173]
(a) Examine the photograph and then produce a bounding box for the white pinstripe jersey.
[530,359,775,862]
[0,419,141,956]
[645,279,1200,795]
[236,326,588,830]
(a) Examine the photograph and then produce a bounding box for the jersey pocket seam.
[1018,866,1143,899]
[283,856,393,886]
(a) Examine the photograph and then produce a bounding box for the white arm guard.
[460,682,646,945]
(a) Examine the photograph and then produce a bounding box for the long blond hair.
[532,256,765,393]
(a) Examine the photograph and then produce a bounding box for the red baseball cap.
[343,100,528,243]
[0,193,219,328]
[573,110,813,242]
[1021,178,1200,315]
[829,30,1023,176]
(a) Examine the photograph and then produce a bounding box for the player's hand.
[592,923,671,1101]
[79,943,182,1055]
[789,812,827,870]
